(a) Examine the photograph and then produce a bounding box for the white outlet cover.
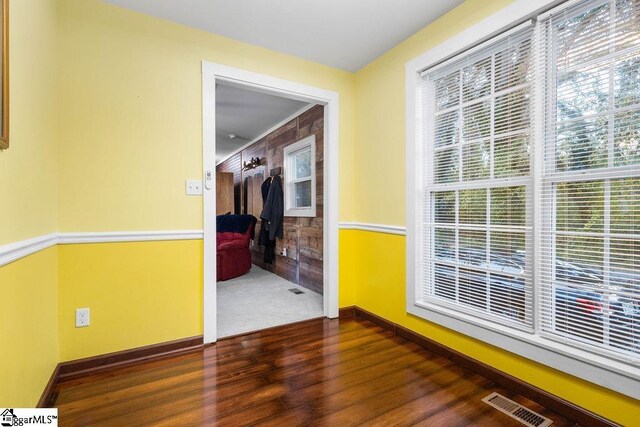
[76,308,90,328]
[185,179,203,196]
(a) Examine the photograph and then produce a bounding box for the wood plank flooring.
[53,316,578,426]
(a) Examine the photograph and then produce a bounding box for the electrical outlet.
[185,179,203,196]
[281,247,288,257]
[76,308,90,328]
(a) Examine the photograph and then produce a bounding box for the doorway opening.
[202,63,339,343]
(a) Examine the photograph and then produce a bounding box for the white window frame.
[284,135,316,217]
[406,0,640,399]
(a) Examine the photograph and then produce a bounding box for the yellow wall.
[58,240,202,361]
[0,0,58,245]
[0,0,59,408]
[0,248,58,407]
[351,0,640,422]
[57,0,357,232]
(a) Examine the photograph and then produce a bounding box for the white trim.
[58,230,204,244]
[215,103,315,166]
[202,62,340,345]
[0,231,206,268]
[405,0,640,399]
[339,222,406,236]
[0,234,58,267]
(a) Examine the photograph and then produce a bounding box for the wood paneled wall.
[215,105,324,295]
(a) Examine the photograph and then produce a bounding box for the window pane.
[434,191,455,223]
[554,284,604,344]
[293,180,312,208]
[614,110,640,166]
[435,71,460,111]
[610,237,640,282]
[556,235,604,273]
[614,55,640,109]
[294,149,312,179]
[614,0,640,51]
[462,141,490,181]
[555,4,610,71]
[434,228,455,260]
[459,189,486,224]
[490,231,525,271]
[611,178,640,233]
[555,115,608,171]
[433,263,456,300]
[434,111,459,147]
[462,57,491,102]
[463,101,491,141]
[494,38,532,91]
[459,267,487,309]
[490,186,526,226]
[494,134,530,178]
[459,230,486,267]
[556,181,604,233]
[557,65,609,119]
[490,273,526,321]
[495,88,530,135]
[434,148,459,183]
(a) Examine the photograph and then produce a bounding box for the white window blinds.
[421,25,535,330]
[417,0,640,365]
[539,0,640,361]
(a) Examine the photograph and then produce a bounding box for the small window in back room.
[284,135,316,217]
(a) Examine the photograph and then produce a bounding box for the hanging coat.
[260,175,284,240]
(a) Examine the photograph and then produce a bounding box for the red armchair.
[216,215,257,281]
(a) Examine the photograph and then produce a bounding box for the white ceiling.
[215,84,310,163]
[100,0,465,72]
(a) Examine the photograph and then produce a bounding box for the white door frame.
[202,61,340,344]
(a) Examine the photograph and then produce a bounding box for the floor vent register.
[482,392,553,427]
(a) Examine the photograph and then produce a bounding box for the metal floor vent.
[288,288,305,295]
[482,392,552,427]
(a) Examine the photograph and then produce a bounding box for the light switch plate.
[186,180,203,196]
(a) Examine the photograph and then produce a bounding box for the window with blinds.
[421,25,534,330]
[539,0,640,360]
[416,0,640,365]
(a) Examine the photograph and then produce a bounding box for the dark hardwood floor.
[53,316,578,426]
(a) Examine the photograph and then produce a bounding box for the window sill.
[284,209,316,218]
[407,299,640,399]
